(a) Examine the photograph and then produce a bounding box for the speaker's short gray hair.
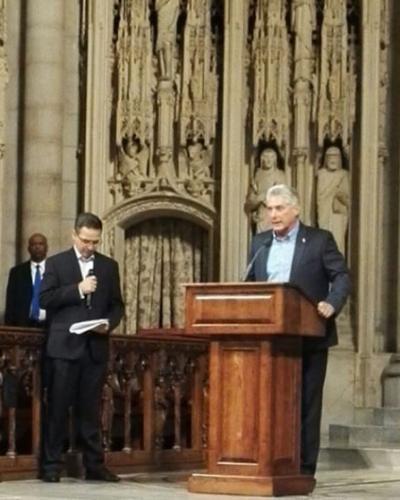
[266,184,300,209]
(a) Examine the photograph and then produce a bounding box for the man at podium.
[246,184,350,477]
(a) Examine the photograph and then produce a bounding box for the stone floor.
[0,469,400,499]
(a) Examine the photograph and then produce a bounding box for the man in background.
[39,212,124,483]
[246,184,350,477]
[5,233,48,327]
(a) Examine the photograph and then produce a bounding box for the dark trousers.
[301,349,328,475]
[42,348,107,474]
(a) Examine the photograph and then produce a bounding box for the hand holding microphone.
[79,269,97,308]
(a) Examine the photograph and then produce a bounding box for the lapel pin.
[302,238,306,243]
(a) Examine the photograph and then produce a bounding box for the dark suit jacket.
[247,222,350,351]
[5,261,34,326]
[39,248,124,362]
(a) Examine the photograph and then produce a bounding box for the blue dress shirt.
[266,221,300,282]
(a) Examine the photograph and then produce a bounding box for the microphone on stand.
[241,238,270,282]
[85,268,95,309]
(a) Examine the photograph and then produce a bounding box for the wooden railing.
[0,326,208,480]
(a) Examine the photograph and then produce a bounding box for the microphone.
[85,268,95,309]
[241,238,270,282]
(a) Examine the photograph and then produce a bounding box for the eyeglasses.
[75,233,101,247]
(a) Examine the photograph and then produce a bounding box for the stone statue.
[155,0,180,80]
[184,140,211,197]
[118,134,148,197]
[245,148,286,232]
[317,146,350,254]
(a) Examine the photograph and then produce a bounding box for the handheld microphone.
[241,238,270,282]
[85,268,95,309]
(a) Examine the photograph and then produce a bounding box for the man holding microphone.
[40,212,124,483]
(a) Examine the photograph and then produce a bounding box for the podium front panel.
[208,339,301,477]
[184,283,324,337]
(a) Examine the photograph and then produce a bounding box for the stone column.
[219,0,249,281]
[61,0,80,248]
[354,0,381,407]
[84,0,114,217]
[382,0,400,407]
[0,0,9,318]
[21,0,64,254]
[156,79,176,187]
[291,0,315,225]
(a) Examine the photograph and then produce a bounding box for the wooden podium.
[183,282,325,497]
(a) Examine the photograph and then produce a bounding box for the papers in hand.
[69,319,109,335]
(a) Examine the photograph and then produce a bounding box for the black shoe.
[85,467,120,482]
[41,471,60,483]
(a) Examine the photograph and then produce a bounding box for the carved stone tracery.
[243,1,359,234]
[250,0,290,157]
[109,0,222,207]
[317,0,356,149]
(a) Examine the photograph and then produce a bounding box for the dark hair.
[75,212,103,232]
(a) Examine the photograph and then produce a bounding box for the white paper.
[69,318,109,335]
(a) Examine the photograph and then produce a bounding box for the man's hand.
[93,323,109,335]
[317,301,335,319]
[79,275,97,296]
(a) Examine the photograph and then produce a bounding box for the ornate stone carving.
[114,0,155,175]
[110,0,221,208]
[155,0,180,81]
[317,0,356,148]
[378,0,388,154]
[317,146,350,254]
[113,133,150,201]
[245,147,286,233]
[292,0,315,150]
[250,0,290,156]
[104,193,215,237]
[246,1,292,228]
[179,138,214,201]
[179,1,219,153]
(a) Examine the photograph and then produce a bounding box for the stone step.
[319,446,400,471]
[354,407,400,427]
[329,424,400,448]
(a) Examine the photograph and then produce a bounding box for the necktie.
[30,264,41,321]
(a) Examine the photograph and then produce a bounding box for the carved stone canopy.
[104,192,216,233]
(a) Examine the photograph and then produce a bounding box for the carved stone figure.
[245,148,286,232]
[184,140,212,198]
[155,0,180,80]
[118,135,148,197]
[317,146,350,254]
